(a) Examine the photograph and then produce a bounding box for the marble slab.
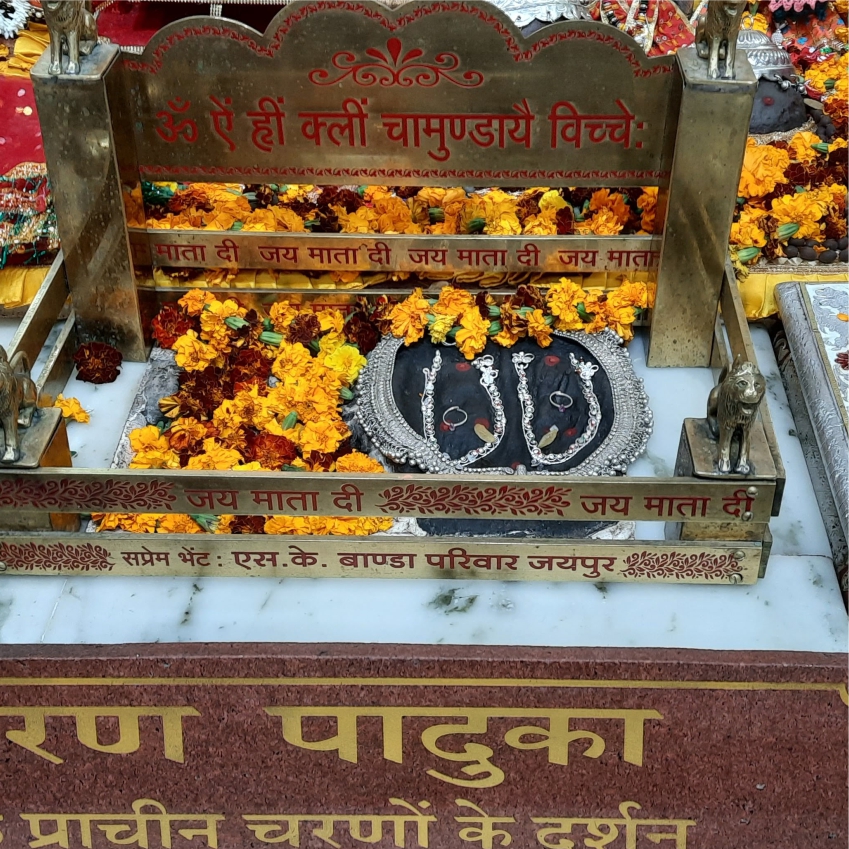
[0,324,843,650]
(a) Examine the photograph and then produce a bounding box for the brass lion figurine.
[0,346,38,464]
[695,0,747,80]
[42,0,97,76]
[707,356,766,475]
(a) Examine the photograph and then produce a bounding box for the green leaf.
[576,303,592,321]
[281,411,298,430]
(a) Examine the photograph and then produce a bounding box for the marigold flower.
[167,417,207,453]
[269,301,299,333]
[738,139,790,199]
[264,516,315,535]
[185,438,243,470]
[455,308,490,360]
[173,330,220,372]
[547,279,588,328]
[428,313,456,345]
[730,218,767,248]
[526,309,552,347]
[151,303,194,349]
[246,432,298,469]
[129,447,181,470]
[73,342,123,384]
[335,451,386,473]
[299,419,349,455]
[179,289,216,317]
[586,207,624,236]
[390,288,430,345]
[603,303,637,341]
[435,287,474,318]
[121,514,161,534]
[589,189,630,225]
[157,514,204,534]
[286,313,322,345]
[522,209,558,235]
[770,191,827,239]
[607,280,650,311]
[323,344,367,386]
[789,131,822,166]
[54,395,89,423]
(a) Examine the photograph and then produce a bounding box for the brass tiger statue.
[42,1,97,76]
[707,356,766,475]
[0,346,38,464]
[695,0,747,80]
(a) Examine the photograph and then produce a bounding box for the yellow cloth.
[0,24,50,78]
[0,265,49,308]
[739,269,849,319]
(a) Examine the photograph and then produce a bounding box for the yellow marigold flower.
[455,308,490,360]
[214,515,235,534]
[522,209,558,235]
[54,394,89,423]
[168,417,207,452]
[789,131,822,165]
[324,516,394,535]
[829,137,848,154]
[741,11,768,32]
[416,186,447,207]
[211,398,245,438]
[547,278,589,330]
[232,384,265,423]
[264,515,313,535]
[335,451,385,473]
[231,461,264,471]
[269,301,299,333]
[428,313,456,345]
[435,287,474,318]
[589,189,630,225]
[587,207,624,236]
[300,419,349,454]
[485,210,522,236]
[323,344,367,386]
[122,513,161,534]
[178,289,216,316]
[130,424,169,453]
[770,192,827,239]
[185,438,243,470]
[173,330,219,372]
[157,514,203,534]
[130,447,181,470]
[316,308,345,335]
[271,206,307,232]
[93,512,130,531]
[738,139,790,199]
[335,205,379,233]
[539,189,568,214]
[607,280,650,311]
[603,303,637,341]
[375,195,418,234]
[526,309,552,348]
[271,341,313,382]
[391,288,430,345]
[317,331,346,361]
[730,218,767,248]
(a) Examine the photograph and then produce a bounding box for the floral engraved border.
[622,551,740,581]
[378,484,572,516]
[0,479,176,511]
[0,542,115,572]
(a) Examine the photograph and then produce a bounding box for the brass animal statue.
[707,356,766,475]
[42,0,97,76]
[0,345,38,464]
[695,0,747,80]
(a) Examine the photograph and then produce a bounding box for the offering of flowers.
[125,184,659,238]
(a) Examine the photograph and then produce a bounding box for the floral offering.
[125,183,659,238]
[96,290,390,537]
[388,279,654,355]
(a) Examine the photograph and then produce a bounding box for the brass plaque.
[124,1,678,186]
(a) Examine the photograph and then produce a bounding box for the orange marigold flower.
[299,419,349,455]
[738,139,790,199]
[157,514,204,534]
[526,309,552,348]
[455,308,490,360]
[179,289,216,316]
[390,288,430,345]
[434,287,474,318]
[789,131,822,165]
[54,394,89,423]
[173,330,220,372]
[335,451,385,473]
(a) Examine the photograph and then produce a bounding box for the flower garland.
[127,184,659,238]
[96,291,391,537]
[388,279,654,356]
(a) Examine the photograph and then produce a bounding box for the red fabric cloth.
[0,77,44,175]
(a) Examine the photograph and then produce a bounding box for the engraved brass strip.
[0,532,761,584]
[36,311,77,402]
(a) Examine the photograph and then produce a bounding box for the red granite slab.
[0,645,844,848]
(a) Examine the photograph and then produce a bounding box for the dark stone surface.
[749,79,807,134]
[0,644,844,849]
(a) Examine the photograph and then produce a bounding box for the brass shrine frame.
[0,1,783,584]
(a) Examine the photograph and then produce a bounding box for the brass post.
[32,44,147,362]
[647,46,756,367]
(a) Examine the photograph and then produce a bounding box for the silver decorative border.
[356,329,652,476]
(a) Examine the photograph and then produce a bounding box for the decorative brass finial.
[695,1,748,80]
[0,345,39,464]
[42,0,97,76]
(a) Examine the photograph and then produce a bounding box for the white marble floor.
[0,324,845,650]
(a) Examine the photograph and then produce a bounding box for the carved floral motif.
[309,38,484,88]
[0,542,115,572]
[0,479,176,511]
[622,551,741,581]
[378,484,572,516]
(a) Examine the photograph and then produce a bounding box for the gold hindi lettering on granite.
[532,800,696,848]
[0,706,199,764]
[243,799,436,847]
[264,707,662,788]
[19,798,223,849]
